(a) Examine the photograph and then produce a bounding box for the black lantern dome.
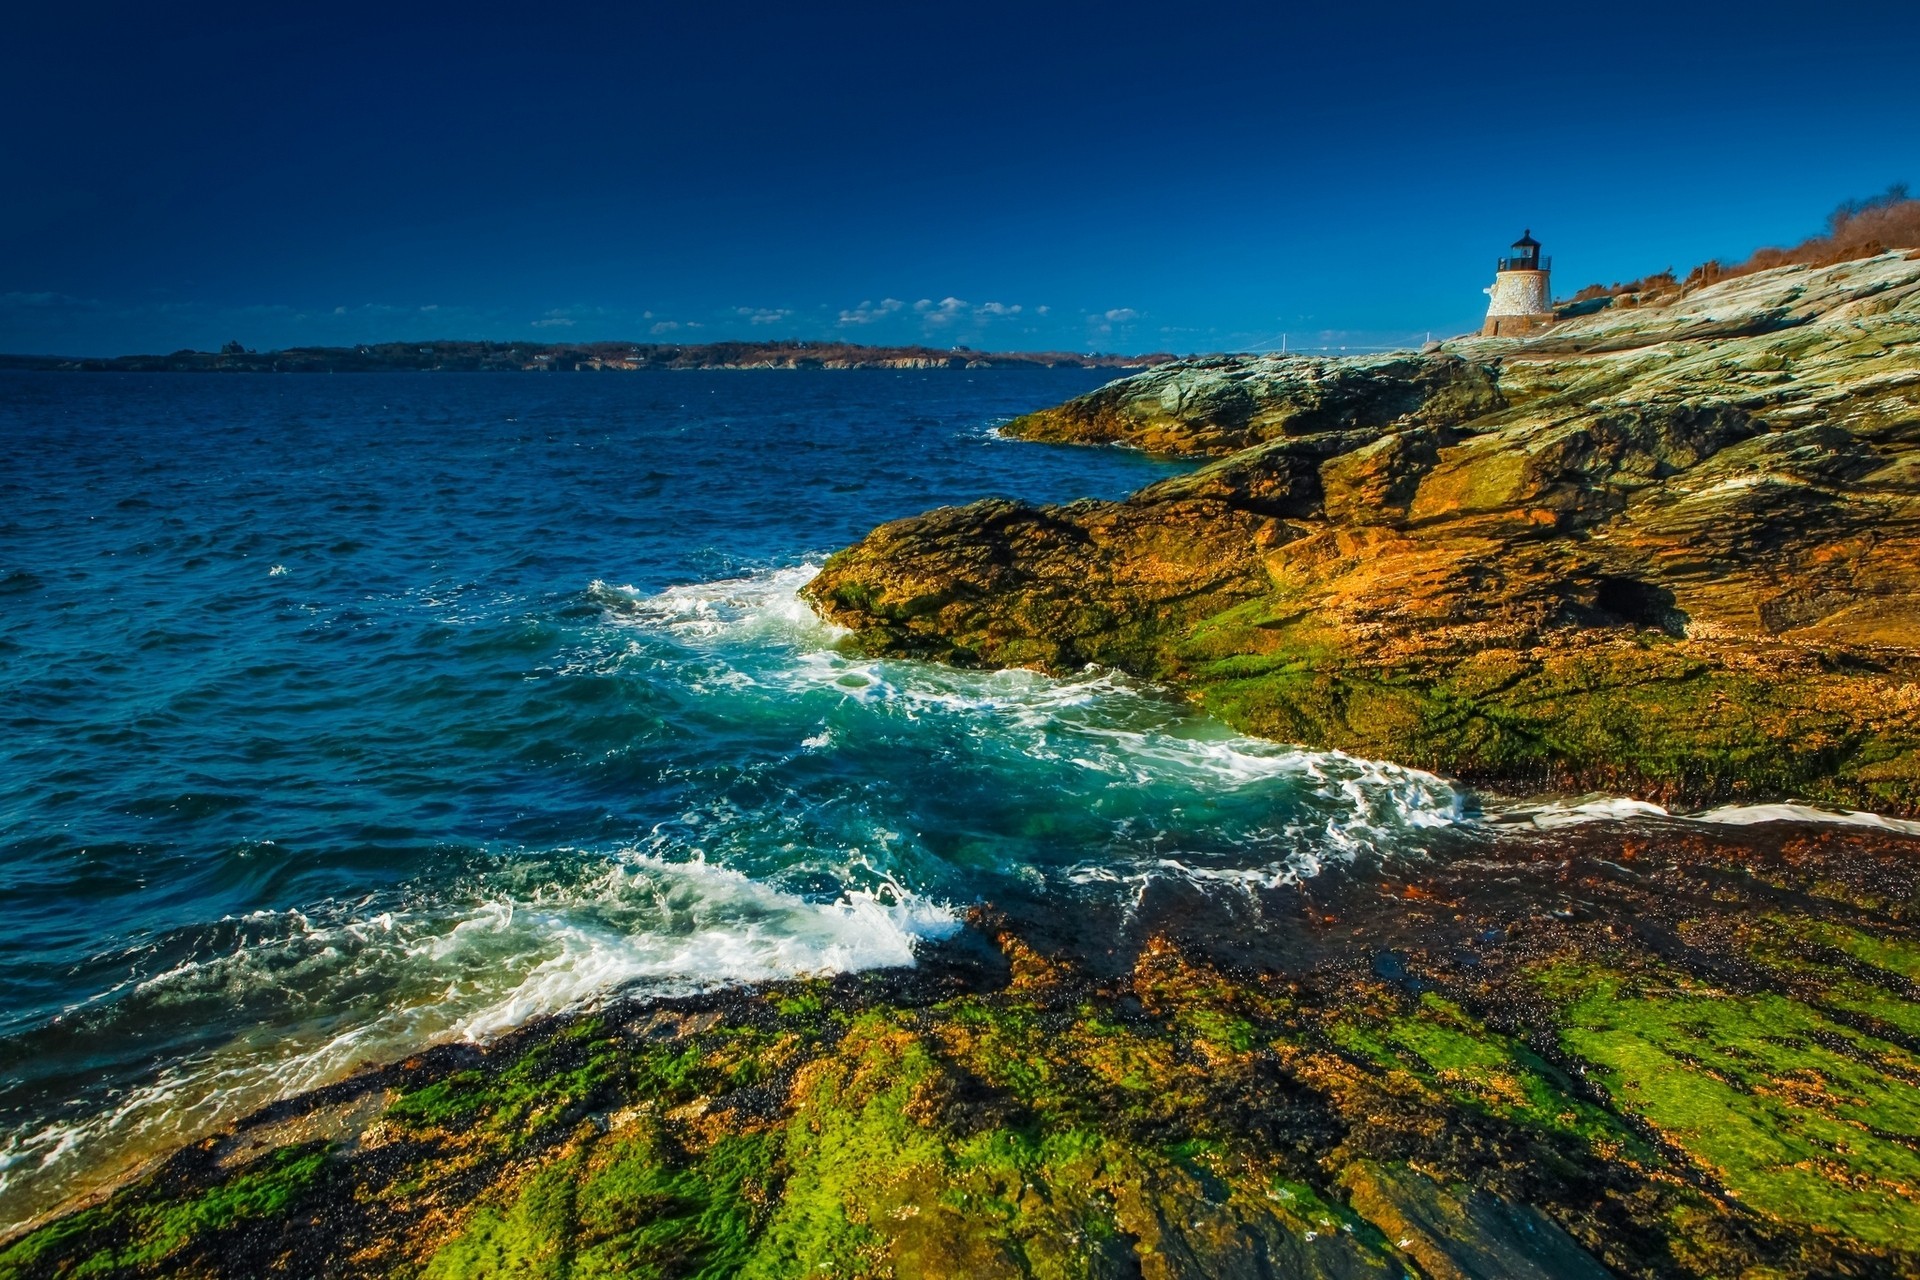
[1498,230,1549,273]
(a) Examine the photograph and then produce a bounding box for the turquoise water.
[0,370,1472,1228]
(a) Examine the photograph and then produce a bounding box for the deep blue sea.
[0,370,1473,1229]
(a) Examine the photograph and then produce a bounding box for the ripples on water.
[0,371,1475,1229]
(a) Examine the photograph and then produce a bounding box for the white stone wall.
[1485,269,1552,317]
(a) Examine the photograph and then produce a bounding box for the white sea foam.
[598,569,1911,855]
[447,857,956,1040]
[589,564,835,645]
[777,654,1467,846]
[0,851,954,1234]
[789,651,1427,771]
[615,567,1467,871]
[1690,802,1920,836]
[1062,855,1320,908]
[778,661,1465,900]
[1495,795,1920,836]
[1496,796,1672,829]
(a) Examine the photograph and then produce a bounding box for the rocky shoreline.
[807,253,1920,815]
[5,817,1920,1278]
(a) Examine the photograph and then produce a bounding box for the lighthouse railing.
[1497,255,1551,273]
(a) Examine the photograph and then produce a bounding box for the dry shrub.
[1570,269,1679,304]
[1689,184,1918,288]
[1568,185,1919,303]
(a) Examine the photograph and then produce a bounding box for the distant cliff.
[0,340,1173,373]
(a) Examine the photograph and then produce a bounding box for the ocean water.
[0,370,1474,1230]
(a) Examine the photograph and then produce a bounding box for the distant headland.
[0,339,1174,373]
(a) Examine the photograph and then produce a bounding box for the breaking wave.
[592,567,1472,898]
[0,849,953,1229]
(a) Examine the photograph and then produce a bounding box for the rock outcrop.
[807,253,1920,812]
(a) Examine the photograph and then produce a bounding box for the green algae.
[18,877,1920,1280]
[735,1017,946,1277]
[1802,920,1920,982]
[383,1016,781,1153]
[1542,961,1920,1250]
[1728,915,1920,1045]
[0,1144,329,1280]
[1331,992,1640,1158]
[1186,634,1913,810]
[424,1120,776,1280]
[383,1068,495,1131]
[385,1018,631,1148]
[770,988,825,1020]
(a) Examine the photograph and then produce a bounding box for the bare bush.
[1567,186,1919,303]
[1569,269,1680,303]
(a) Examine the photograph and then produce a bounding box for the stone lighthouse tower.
[1482,230,1554,336]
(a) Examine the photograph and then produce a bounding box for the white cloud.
[650,320,681,334]
[1036,305,1050,316]
[837,298,906,326]
[905,297,1034,331]
[1085,307,1143,339]
[913,297,983,330]
[736,306,793,326]
[531,316,575,328]
[914,296,969,328]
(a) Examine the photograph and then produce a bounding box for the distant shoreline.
[0,339,1174,374]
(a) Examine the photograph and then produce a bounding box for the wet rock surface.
[808,253,1920,813]
[7,819,1920,1278]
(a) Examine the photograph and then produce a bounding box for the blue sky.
[4,0,1916,356]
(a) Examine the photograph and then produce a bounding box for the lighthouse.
[1482,230,1554,337]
